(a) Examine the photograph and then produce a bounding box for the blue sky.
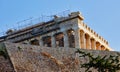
[0,0,120,51]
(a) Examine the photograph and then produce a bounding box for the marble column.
[101,45,105,50]
[74,29,81,48]
[39,37,43,47]
[63,31,69,47]
[96,42,101,50]
[80,30,85,49]
[51,33,56,48]
[91,38,96,50]
[85,34,91,49]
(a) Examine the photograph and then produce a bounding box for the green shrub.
[76,49,120,72]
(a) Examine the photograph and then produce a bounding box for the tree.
[76,49,120,72]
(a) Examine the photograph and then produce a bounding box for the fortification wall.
[1,42,119,72]
[0,43,14,72]
[0,56,14,72]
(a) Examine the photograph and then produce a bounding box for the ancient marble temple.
[0,11,112,51]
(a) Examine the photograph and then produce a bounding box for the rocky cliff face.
[0,42,120,72]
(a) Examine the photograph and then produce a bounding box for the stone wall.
[5,42,81,72]
[0,43,14,72]
[0,56,14,72]
[0,42,120,72]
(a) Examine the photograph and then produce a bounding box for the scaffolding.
[0,10,70,37]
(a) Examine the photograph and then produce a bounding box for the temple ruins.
[0,11,112,51]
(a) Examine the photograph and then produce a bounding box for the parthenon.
[0,11,112,51]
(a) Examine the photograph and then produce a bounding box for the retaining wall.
[0,42,120,72]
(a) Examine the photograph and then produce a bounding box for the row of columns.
[39,29,77,48]
[80,30,107,50]
[30,28,108,51]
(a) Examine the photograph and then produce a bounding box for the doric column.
[80,30,85,49]
[85,34,91,49]
[101,45,105,50]
[63,31,69,47]
[74,29,80,48]
[51,33,56,48]
[39,37,43,47]
[91,38,96,50]
[96,42,101,50]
